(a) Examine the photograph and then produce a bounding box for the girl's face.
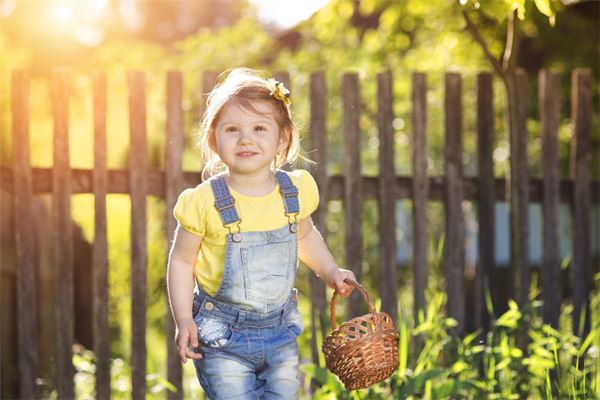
[212,100,286,177]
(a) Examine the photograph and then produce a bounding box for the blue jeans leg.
[258,328,300,400]
[195,354,260,400]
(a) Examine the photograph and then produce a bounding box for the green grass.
[301,274,600,400]
[65,272,599,399]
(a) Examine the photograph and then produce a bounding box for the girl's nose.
[238,130,253,144]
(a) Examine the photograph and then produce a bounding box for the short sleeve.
[295,169,320,218]
[173,187,206,236]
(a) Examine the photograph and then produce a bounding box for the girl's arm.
[167,225,203,363]
[297,217,356,297]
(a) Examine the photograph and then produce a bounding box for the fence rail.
[0,68,596,399]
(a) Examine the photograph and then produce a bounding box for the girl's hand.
[327,268,356,298]
[175,318,202,363]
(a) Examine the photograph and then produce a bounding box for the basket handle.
[330,278,377,330]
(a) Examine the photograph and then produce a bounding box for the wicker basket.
[322,279,399,391]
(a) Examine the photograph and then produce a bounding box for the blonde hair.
[199,68,300,179]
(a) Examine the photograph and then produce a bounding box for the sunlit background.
[0,0,329,58]
[0,0,598,398]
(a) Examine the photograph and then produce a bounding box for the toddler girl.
[167,68,355,399]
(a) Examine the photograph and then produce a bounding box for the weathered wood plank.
[342,73,363,319]
[309,71,328,365]
[539,70,561,328]
[476,72,495,331]
[510,70,530,307]
[377,71,397,323]
[12,70,38,399]
[571,69,592,337]
[128,71,148,399]
[1,167,598,205]
[444,72,465,334]
[411,72,428,320]
[92,71,110,399]
[166,71,184,400]
[52,70,75,398]
[201,70,219,120]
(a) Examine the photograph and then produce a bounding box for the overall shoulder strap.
[209,175,241,226]
[275,170,299,216]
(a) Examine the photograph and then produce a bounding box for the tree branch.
[502,9,520,74]
[462,9,505,81]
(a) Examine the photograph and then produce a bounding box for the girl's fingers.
[190,326,199,348]
[337,280,352,297]
[338,272,357,297]
[187,347,203,360]
[178,329,193,362]
[178,326,202,363]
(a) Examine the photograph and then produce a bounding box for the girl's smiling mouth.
[236,151,258,157]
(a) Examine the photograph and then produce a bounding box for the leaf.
[434,379,481,398]
[445,318,458,328]
[508,0,526,20]
[396,368,447,398]
[463,329,482,346]
[578,329,597,357]
[510,348,523,358]
[300,364,331,385]
[534,0,557,26]
[495,358,511,371]
[534,0,554,17]
[495,309,520,329]
[533,346,554,361]
[451,360,469,374]
[541,324,562,338]
[471,345,486,354]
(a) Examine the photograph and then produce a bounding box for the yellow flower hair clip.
[266,78,291,106]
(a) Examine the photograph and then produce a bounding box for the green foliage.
[67,344,179,399]
[302,276,600,399]
[66,278,599,398]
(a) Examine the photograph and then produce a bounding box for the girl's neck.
[225,169,277,197]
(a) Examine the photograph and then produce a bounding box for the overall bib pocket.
[240,241,292,303]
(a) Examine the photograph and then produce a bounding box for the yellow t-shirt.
[173,169,319,296]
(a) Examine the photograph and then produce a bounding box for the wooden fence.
[0,68,597,399]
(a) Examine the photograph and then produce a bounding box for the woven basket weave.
[322,279,399,391]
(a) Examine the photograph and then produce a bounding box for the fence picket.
[52,70,75,398]
[411,72,428,320]
[92,72,110,399]
[476,72,495,331]
[507,71,531,308]
[166,71,185,399]
[128,71,148,399]
[201,71,218,120]
[539,70,561,328]
[1,69,599,397]
[12,71,37,399]
[377,71,397,323]
[571,69,592,337]
[444,72,465,334]
[342,73,363,319]
[309,71,328,365]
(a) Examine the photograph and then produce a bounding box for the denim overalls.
[192,171,304,399]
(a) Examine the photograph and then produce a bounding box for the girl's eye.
[253,125,266,133]
[225,127,238,133]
